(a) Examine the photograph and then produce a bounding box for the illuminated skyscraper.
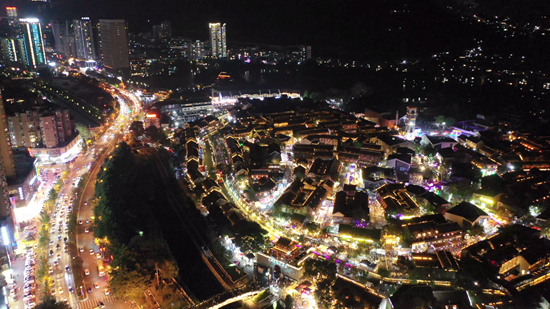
[0,37,22,63]
[300,45,311,62]
[209,23,226,58]
[161,20,171,40]
[190,40,205,60]
[52,20,68,57]
[73,17,96,60]
[19,18,46,67]
[6,7,17,20]
[51,20,78,58]
[98,19,130,76]
[153,20,171,41]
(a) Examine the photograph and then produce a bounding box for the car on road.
[24,285,35,292]
[94,282,99,289]
[23,292,34,299]
[84,269,90,276]
[87,287,93,294]
[79,247,84,252]
[58,287,63,295]
[98,301,105,308]
[24,274,34,280]
[85,228,90,233]
[103,288,110,296]
[65,265,71,272]
[49,250,53,256]
[78,220,83,224]
[53,260,58,266]
[50,288,56,295]
[90,249,94,255]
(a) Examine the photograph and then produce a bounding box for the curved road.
[73,89,138,309]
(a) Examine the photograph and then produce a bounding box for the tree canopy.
[34,296,70,309]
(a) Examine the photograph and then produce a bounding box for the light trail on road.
[207,290,264,309]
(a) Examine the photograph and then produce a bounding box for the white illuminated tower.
[209,23,226,58]
[405,106,417,140]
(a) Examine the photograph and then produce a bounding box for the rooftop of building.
[463,225,541,263]
[308,158,340,176]
[437,147,457,158]
[425,135,458,145]
[390,285,435,309]
[376,135,410,146]
[333,191,369,218]
[398,214,447,226]
[338,224,381,242]
[406,221,460,236]
[412,250,459,269]
[332,276,385,308]
[446,202,488,223]
[387,153,412,164]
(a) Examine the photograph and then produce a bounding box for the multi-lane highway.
[75,131,122,309]
[46,87,139,309]
[73,88,140,309]
[47,129,122,308]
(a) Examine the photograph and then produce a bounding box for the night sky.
[2,0,550,59]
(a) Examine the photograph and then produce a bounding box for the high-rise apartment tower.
[209,23,226,58]
[73,17,96,60]
[19,18,46,67]
[98,19,130,76]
